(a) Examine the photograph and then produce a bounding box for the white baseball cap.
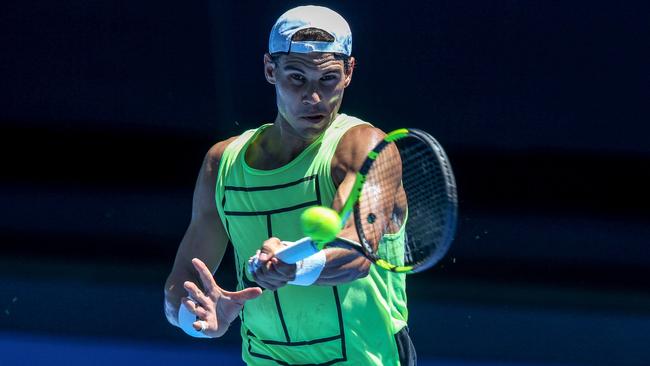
[268,5,352,56]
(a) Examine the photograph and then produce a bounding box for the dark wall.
[4,1,649,150]
[2,0,648,283]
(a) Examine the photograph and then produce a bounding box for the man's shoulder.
[337,124,385,155]
[206,124,270,161]
[205,135,240,169]
[331,123,386,175]
[205,123,271,169]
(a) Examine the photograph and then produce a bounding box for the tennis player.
[164,6,416,365]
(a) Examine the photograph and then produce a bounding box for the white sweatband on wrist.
[178,299,210,338]
[288,250,326,286]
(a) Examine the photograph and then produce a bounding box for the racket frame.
[353,128,458,273]
[257,128,457,274]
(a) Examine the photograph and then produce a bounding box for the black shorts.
[394,327,417,366]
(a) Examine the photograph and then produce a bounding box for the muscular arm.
[164,138,234,326]
[315,124,386,284]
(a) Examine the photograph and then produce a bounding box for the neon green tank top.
[215,114,408,365]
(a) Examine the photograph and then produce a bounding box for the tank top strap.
[310,113,373,202]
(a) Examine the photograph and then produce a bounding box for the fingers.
[252,260,295,291]
[183,281,211,309]
[180,268,255,338]
[272,260,296,279]
[251,261,277,290]
[247,238,297,290]
[181,297,212,333]
[193,320,209,332]
[182,297,209,319]
[182,296,198,313]
[226,287,263,303]
[257,237,283,263]
[191,258,219,294]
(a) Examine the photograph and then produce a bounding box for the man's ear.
[264,53,277,84]
[343,56,356,88]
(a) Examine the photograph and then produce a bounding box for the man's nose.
[302,89,321,105]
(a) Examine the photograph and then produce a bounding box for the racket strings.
[357,142,405,263]
[399,137,454,268]
[359,135,453,270]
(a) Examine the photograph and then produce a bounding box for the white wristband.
[178,299,210,338]
[288,250,326,286]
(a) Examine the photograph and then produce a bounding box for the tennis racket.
[251,128,457,274]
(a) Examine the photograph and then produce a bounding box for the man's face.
[265,52,354,140]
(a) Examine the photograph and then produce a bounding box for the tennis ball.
[301,206,341,244]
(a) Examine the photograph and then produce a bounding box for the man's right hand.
[181,258,262,338]
[249,237,297,291]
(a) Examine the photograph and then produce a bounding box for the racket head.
[353,128,458,273]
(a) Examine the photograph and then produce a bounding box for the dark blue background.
[1,1,649,365]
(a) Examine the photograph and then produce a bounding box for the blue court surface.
[1,257,649,366]
[0,332,571,366]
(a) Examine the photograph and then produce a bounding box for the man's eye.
[290,74,305,81]
[321,75,338,81]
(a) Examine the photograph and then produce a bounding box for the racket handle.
[248,237,319,274]
[276,237,319,264]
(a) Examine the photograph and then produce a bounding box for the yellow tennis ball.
[301,206,341,244]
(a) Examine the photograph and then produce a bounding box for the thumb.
[228,287,263,302]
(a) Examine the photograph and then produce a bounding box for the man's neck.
[244,123,309,170]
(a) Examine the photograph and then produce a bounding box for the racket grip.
[247,237,319,274]
[276,237,319,264]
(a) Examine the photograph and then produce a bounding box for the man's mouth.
[302,114,326,122]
